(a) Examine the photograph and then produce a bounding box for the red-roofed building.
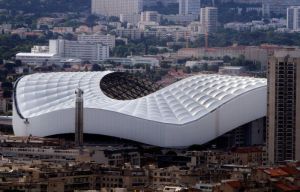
[264,168,289,178]
[274,181,300,192]
[218,180,243,192]
[280,166,300,177]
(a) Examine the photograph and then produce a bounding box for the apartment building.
[287,6,300,31]
[49,39,109,61]
[200,7,218,33]
[91,0,143,17]
[267,50,300,163]
[77,34,116,49]
[115,28,142,40]
[263,0,300,17]
[179,0,201,15]
[141,11,160,23]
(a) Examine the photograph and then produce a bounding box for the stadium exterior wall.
[13,73,267,147]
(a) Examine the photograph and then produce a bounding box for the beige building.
[91,0,143,17]
[267,50,300,164]
[200,7,218,33]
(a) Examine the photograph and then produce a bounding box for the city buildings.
[267,50,300,164]
[91,0,143,17]
[13,72,267,147]
[77,33,116,49]
[49,39,109,62]
[179,0,201,15]
[161,14,199,24]
[224,18,286,32]
[115,28,142,40]
[16,39,110,65]
[287,6,300,31]
[200,7,218,33]
[218,66,246,76]
[106,56,160,67]
[15,52,57,66]
[262,0,300,17]
[120,13,141,25]
[140,11,160,23]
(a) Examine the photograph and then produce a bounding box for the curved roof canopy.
[15,71,266,124]
[13,72,267,147]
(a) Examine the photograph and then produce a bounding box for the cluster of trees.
[0,60,24,99]
[143,2,179,15]
[112,36,172,57]
[217,2,262,24]
[191,29,300,48]
[223,55,261,71]
[0,34,48,61]
[0,0,90,13]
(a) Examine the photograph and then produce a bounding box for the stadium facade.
[13,72,267,147]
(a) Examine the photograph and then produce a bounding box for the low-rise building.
[115,28,142,40]
[78,33,116,49]
[218,66,245,75]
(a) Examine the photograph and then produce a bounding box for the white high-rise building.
[200,7,218,33]
[287,6,300,31]
[91,0,143,17]
[77,34,116,49]
[49,39,109,61]
[141,11,160,23]
[120,13,141,25]
[179,0,201,15]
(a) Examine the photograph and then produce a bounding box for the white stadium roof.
[13,72,267,147]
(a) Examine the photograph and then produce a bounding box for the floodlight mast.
[75,88,84,147]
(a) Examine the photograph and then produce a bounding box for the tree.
[109,16,120,22]
[15,60,22,67]
[184,66,191,74]
[223,55,231,63]
[86,14,98,27]
[92,64,101,71]
[1,82,13,90]
[3,90,12,98]
[192,65,200,73]
[160,61,171,69]
[148,46,159,55]
[4,63,15,72]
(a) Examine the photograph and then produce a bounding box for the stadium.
[13,71,267,147]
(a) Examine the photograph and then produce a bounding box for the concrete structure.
[15,53,59,66]
[13,72,267,147]
[115,28,142,40]
[31,46,49,53]
[287,6,300,31]
[75,88,84,147]
[224,18,286,32]
[143,25,192,41]
[200,7,218,33]
[219,66,245,76]
[120,13,141,25]
[263,0,300,17]
[185,60,223,68]
[77,34,116,49]
[106,56,159,66]
[17,39,109,65]
[91,0,143,17]
[49,39,109,61]
[177,45,293,70]
[141,11,160,23]
[267,50,300,163]
[179,0,201,15]
[162,14,199,24]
